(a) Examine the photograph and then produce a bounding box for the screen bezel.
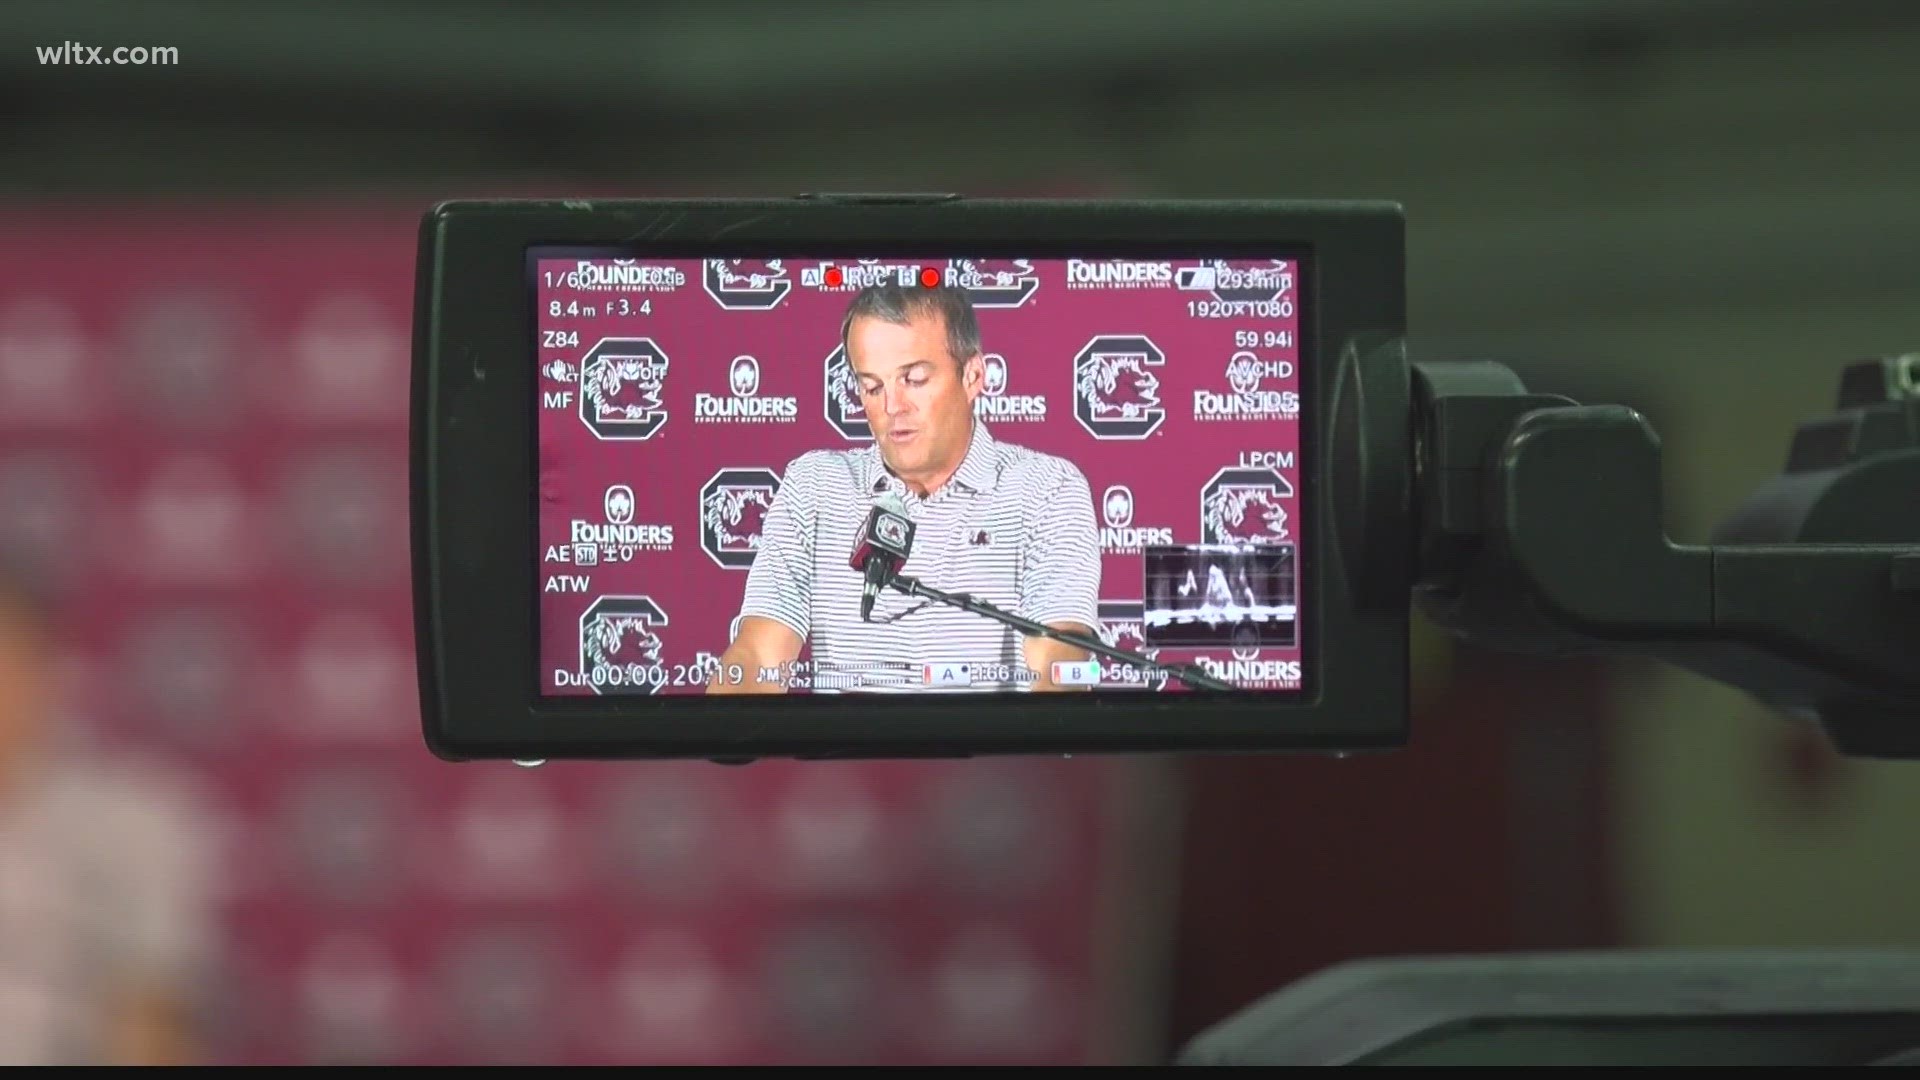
[414,197,1408,760]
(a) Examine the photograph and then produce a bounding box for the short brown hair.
[839,283,982,368]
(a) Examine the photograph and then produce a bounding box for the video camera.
[410,195,1918,765]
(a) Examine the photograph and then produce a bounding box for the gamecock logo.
[1097,600,1166,690]
[578,337,670,440]
[823,345,870,441]
[700,468,780,570]
[1227,351,1265,394]
[1200,466,1295,545]
[946,258,1039,309]
[702,259,791,311]
[580,596,670,696]
[1073,334,1166,439]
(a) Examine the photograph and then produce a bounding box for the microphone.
[848,493,915,621]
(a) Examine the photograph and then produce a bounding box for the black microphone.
[848,493,915,621]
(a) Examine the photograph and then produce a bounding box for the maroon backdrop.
[0,210,1173,1065]
[534,255,1305,695]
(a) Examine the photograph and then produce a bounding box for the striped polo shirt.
[737,419,1102,691]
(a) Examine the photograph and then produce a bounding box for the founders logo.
[606,485,634,524]
[1073,334,1165,439]
[702,259,791,310]
[1098,484,1174,555]
[728,355,758,396]
[972,353,1046,423]
[134,453,255,585]
[574,596,670,695]
[946,259,1039,308]
[288,612,408,741]
[1201,466,1295,545]
[578,337,670,440]
[1195,350,1300,422]
[823,345,870,441]
[1097,600,1167,690]
[572,484,673,555]
[694,354,799,424]
[700,467,780,569]
[983,353,1007,396]
[568,258,686,293]
[1065,259,1174,290]
[290,293,404,420]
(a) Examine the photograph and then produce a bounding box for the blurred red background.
[0,207,1182,1065]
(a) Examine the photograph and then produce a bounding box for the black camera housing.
[411,195,1410,761]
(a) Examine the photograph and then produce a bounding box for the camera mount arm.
[1411,356,1920,758]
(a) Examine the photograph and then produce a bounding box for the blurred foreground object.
[0,575,217,1065]
[1180,950,1920,1065]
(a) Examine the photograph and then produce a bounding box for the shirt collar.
[865,418,999,498]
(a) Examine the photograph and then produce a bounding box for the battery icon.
[1175,265,1217,290]
[922,662,972,688]
[1050,659,1101,686]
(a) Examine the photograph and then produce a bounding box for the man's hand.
[706,615,804,694]
[1023,623,1098,692]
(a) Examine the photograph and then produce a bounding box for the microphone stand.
[882,569,1240,692]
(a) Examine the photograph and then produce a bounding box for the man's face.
[847,310,982,484]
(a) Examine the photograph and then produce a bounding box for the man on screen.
[708,283,1100,693]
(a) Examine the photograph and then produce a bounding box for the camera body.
[412,195,1411,761]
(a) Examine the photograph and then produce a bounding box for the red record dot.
[919,267,940,288]
[824,266,843,287]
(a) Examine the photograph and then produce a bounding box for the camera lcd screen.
[532,253,1305,697]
